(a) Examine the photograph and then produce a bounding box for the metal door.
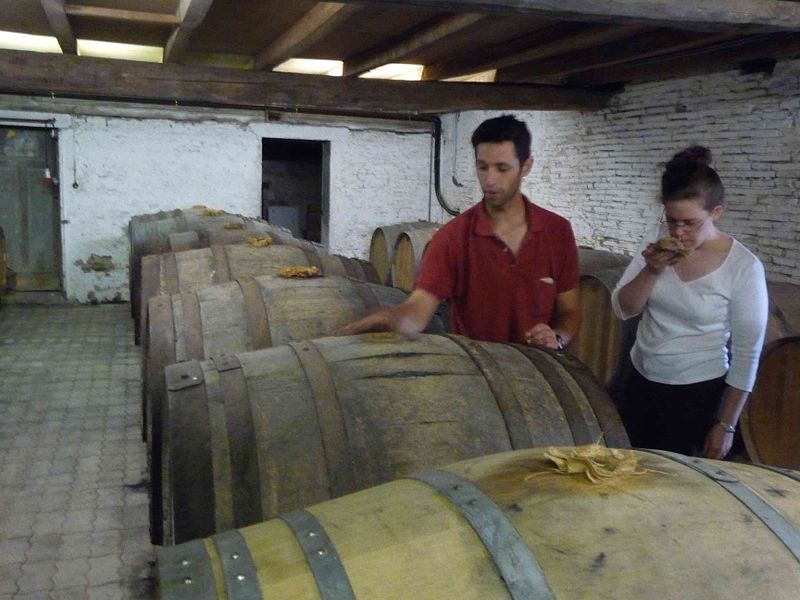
[0,127,62,291]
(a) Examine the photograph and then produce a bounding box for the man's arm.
[524,287,581,349]
[337,288,441,337]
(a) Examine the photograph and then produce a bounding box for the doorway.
[262,138,329,245]
[0,126,62,291]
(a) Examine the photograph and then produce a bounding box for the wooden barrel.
[369,221,439,286]
[391,224,442,292]
[145,276,445,544]
[766,281,800,344]
[577,246,631,272]
[160,333,629,545]
[136,243,373,344]
[129,207,322,338]
[157,447,800,599]
[569,264,639,387]
[740,336,800,469]
[0,226,6,294]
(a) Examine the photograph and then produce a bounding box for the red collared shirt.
[415,197,579,344]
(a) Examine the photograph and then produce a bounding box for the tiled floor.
[0,303,154,599]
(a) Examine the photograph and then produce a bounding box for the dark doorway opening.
[262,138,329,245]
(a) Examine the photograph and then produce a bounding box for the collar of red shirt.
[473,194,545,238]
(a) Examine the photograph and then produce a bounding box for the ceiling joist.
[254,3,363,70]
[347,0,800,32]
[164,0,215,63]
[566,32,800,85]
[423,22,645,81]
[40,0,77,54]
[0,48,612,114]
[64,5,181,26]
[496,30,741,82]
[342,12,487,77]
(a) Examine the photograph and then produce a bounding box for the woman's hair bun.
[668,145,712,168]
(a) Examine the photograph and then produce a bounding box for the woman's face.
[663,197,721,249]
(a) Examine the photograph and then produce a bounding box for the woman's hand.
[642,243,685,275]
[703,423,734,459]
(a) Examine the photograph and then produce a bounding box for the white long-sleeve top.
[611,226,768,392]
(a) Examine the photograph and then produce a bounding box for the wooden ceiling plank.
[424,23,644,80]
[164,0,215,63]
[565,32,800,86]
[64,5,182,26]
[344,0,800,32]
[342,12,487,77]
[496,30,742,82]
[0,48,612,113]
[254,3,364,70]
[40,0,77,54]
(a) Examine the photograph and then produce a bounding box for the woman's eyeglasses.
[658,213,710,232]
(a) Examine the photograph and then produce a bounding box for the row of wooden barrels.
[133,210,797,539]
[129,209,632,550]
[129,209,800,598]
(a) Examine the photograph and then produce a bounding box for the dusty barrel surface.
[160,333,628,545]
[390,224,442,292]
[145,276,433,544]
[137,243,377,343]
[569,262,638,387]
[577,246,631,272]
[741,336,800,470]
[369,221,439,286]
[157,447,800,599]
[765,281,800,344]
[0,226,6,294]
[129,207,322,340]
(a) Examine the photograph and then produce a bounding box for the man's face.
[475,141,533,210]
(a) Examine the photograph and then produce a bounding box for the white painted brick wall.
[0,103,434,302]
[440,57,799,283]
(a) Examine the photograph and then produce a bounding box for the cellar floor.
[0,303,153,599]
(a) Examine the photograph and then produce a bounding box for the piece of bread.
[657,236,691,258]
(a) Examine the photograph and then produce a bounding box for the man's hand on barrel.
[337,310,395,336]
[524,323,559,349]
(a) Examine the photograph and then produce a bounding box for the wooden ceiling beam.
[496,30,741,82]
[40,0,77,54]
[565,33,800,86]
[64,5,181,26]
[0,48,612,113]
[254,3,363,70]
[164,0,215,63]
[342,12,486,77]
[345,0,800,32]
[423,23,644,81]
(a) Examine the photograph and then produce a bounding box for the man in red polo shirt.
[340,114,580,350]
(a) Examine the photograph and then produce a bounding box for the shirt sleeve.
[414,227,455,301]
[726,256,768,392]
[610,227,660,320]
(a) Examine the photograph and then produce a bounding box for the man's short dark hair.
[471,114,532,163]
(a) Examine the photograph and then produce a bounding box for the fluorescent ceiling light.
[273,58,343,76]
[360,64,424,81]
[444,70,497,83]
[77,39,163,63]
[0,30,62,53]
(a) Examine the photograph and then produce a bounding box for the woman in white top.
[612,146,768,459]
